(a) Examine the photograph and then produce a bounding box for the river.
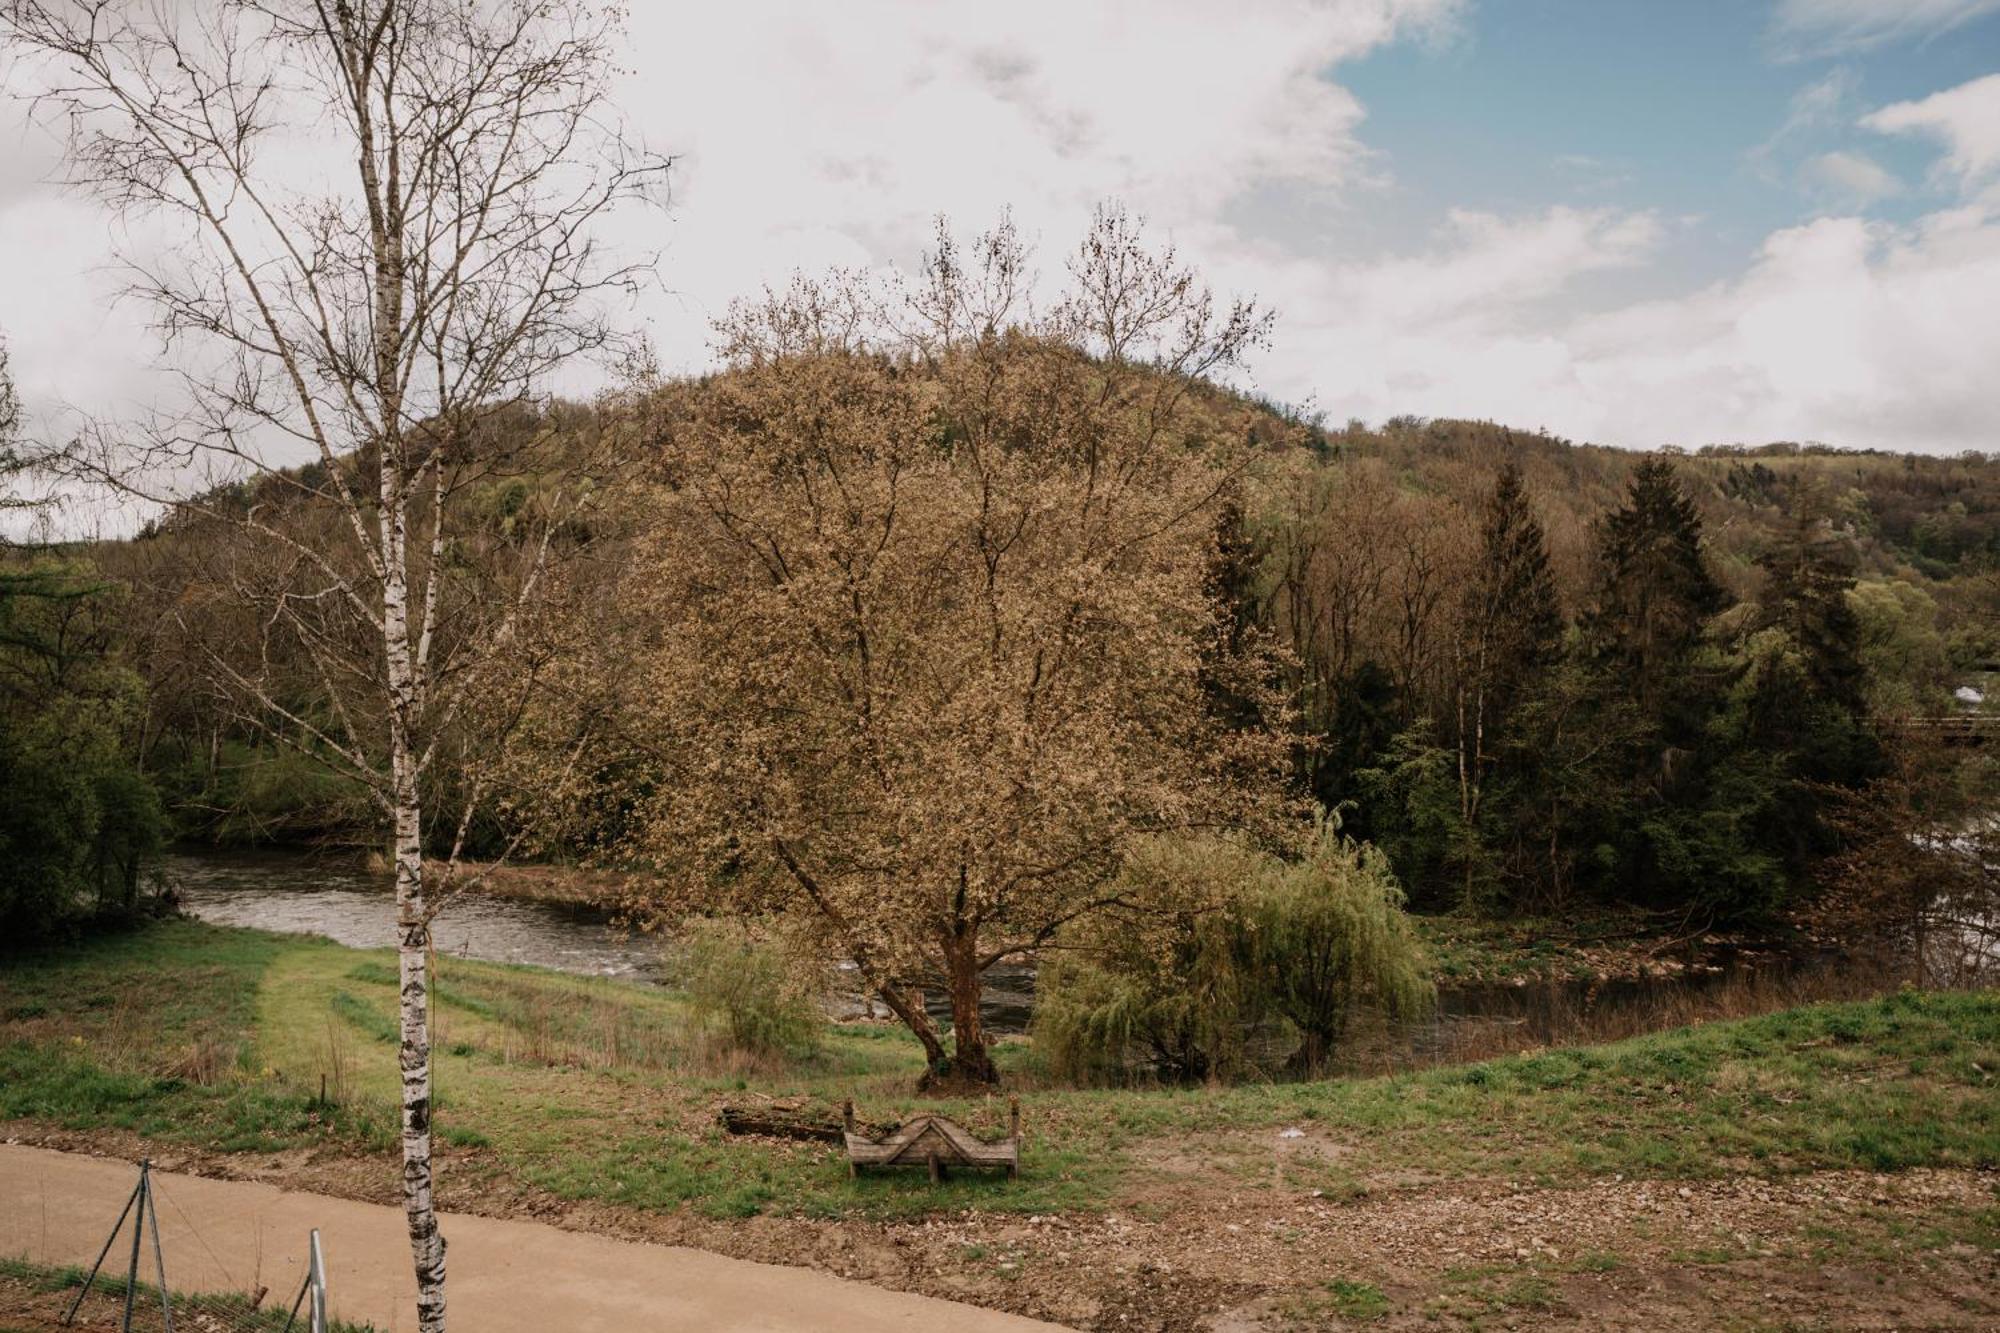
[166,848,1037,1032]
[168,847,1940,1061]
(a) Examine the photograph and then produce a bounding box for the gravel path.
[0,1144,1068,1331]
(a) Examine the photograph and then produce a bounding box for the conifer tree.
[1758,489,1865,711]
[1585,457,1727,712]
[1449,462,1564,909]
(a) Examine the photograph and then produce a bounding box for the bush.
[0,711,168,944]
[1034,836,1279,1083]
[672,918,824,1058]
[1247,825,1434,1070]
[1034,819,1433,1083]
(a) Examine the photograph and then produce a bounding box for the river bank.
[165,846,1878,1056]
[2,921,1994,1330]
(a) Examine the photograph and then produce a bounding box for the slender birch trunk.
[384,540,446,1329]
[393,773,444,1327]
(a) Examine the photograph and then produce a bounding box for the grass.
[2,921,1996,1225]
[0,1256,377,1332]
[1413,908,1674,984]
[1319,1278,1390,1320]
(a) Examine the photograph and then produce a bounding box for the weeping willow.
[1034,820,1433,1084]
[1248,822,1435,1072]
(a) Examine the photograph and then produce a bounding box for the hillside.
[24,375,1998,922]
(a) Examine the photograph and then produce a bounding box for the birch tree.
[0,4,663,1327]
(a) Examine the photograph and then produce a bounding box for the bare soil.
[8,1120,1992,1330]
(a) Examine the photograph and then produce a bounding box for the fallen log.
[719,1101,895,1143]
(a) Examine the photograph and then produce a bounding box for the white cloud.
[1863,73,2000,196]
[1802,149,1904,203]
[612,0,1464,361]
[1278,202,2000,453]
[1747,68,1858,185]
[3,0,1997,480]
[1,0,1467,443]
[1770,0,2000,57]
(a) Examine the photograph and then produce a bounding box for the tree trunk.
[393,743,446,1331]
[386,530,446,1330]
[942,939,998,1088]
[875,983,950,1074]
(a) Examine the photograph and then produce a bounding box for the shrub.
[1034,835,1280,1083]
[0,708,168,944]
[672,918,824,1059]
[1246,822,1434,1071]
[1034,819,1433,1083]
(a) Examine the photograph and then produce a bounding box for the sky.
[3,0,2000,457]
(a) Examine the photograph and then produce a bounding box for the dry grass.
[1337,954,1913,1077]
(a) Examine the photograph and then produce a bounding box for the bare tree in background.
[0,3,665,1326]
[0,338,30,537]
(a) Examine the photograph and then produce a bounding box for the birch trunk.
[393,749,445,1332]
[385,538,445,1329]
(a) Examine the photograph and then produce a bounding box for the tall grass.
[1338,951,1921,1076]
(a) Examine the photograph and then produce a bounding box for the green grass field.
[2,921,1996,1223]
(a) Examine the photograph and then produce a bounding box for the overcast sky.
[4,0,1999,456]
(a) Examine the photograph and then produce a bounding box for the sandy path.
[0,1145,1067,1332]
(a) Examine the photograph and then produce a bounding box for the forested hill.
[1237,405,2000,598]
[12,367,2000,940]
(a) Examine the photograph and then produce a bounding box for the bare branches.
[3,0,665,781]
[2,7,662,1324]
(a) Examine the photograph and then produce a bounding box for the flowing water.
[167,847,1927,1056]
[168,849,670,982]
[166,847,1038,1030]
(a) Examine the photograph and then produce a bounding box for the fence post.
[61,1164,142,1327]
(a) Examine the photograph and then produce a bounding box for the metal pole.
[144,1163,175,1333]
[282,1274,310,1333]
[121,1163,146,1332]
[307,1229,327,1333]
[60,1171,142,1327]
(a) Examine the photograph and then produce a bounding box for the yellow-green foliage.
[1034,822,1433,1083]
[672,918,825,1058]
[1247,821,1434,1067]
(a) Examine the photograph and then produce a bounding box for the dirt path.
[0,1145,1067,1332]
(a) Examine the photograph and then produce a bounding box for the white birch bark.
[1,6,666,1327]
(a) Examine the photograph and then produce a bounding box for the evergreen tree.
[1584,459,1751,916]
[1447,463,1564,910]
[1467,463,1564,710]
[1730,488,1881,878]
[1758,490,1865,711]
[1585,457,1727,713]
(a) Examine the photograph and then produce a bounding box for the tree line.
[1264,447,1886,925]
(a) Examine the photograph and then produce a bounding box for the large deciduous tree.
[1,4,663,1326]
[565,213,1284,1089]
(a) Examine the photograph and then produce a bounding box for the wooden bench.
[842,1098,1021,1182]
